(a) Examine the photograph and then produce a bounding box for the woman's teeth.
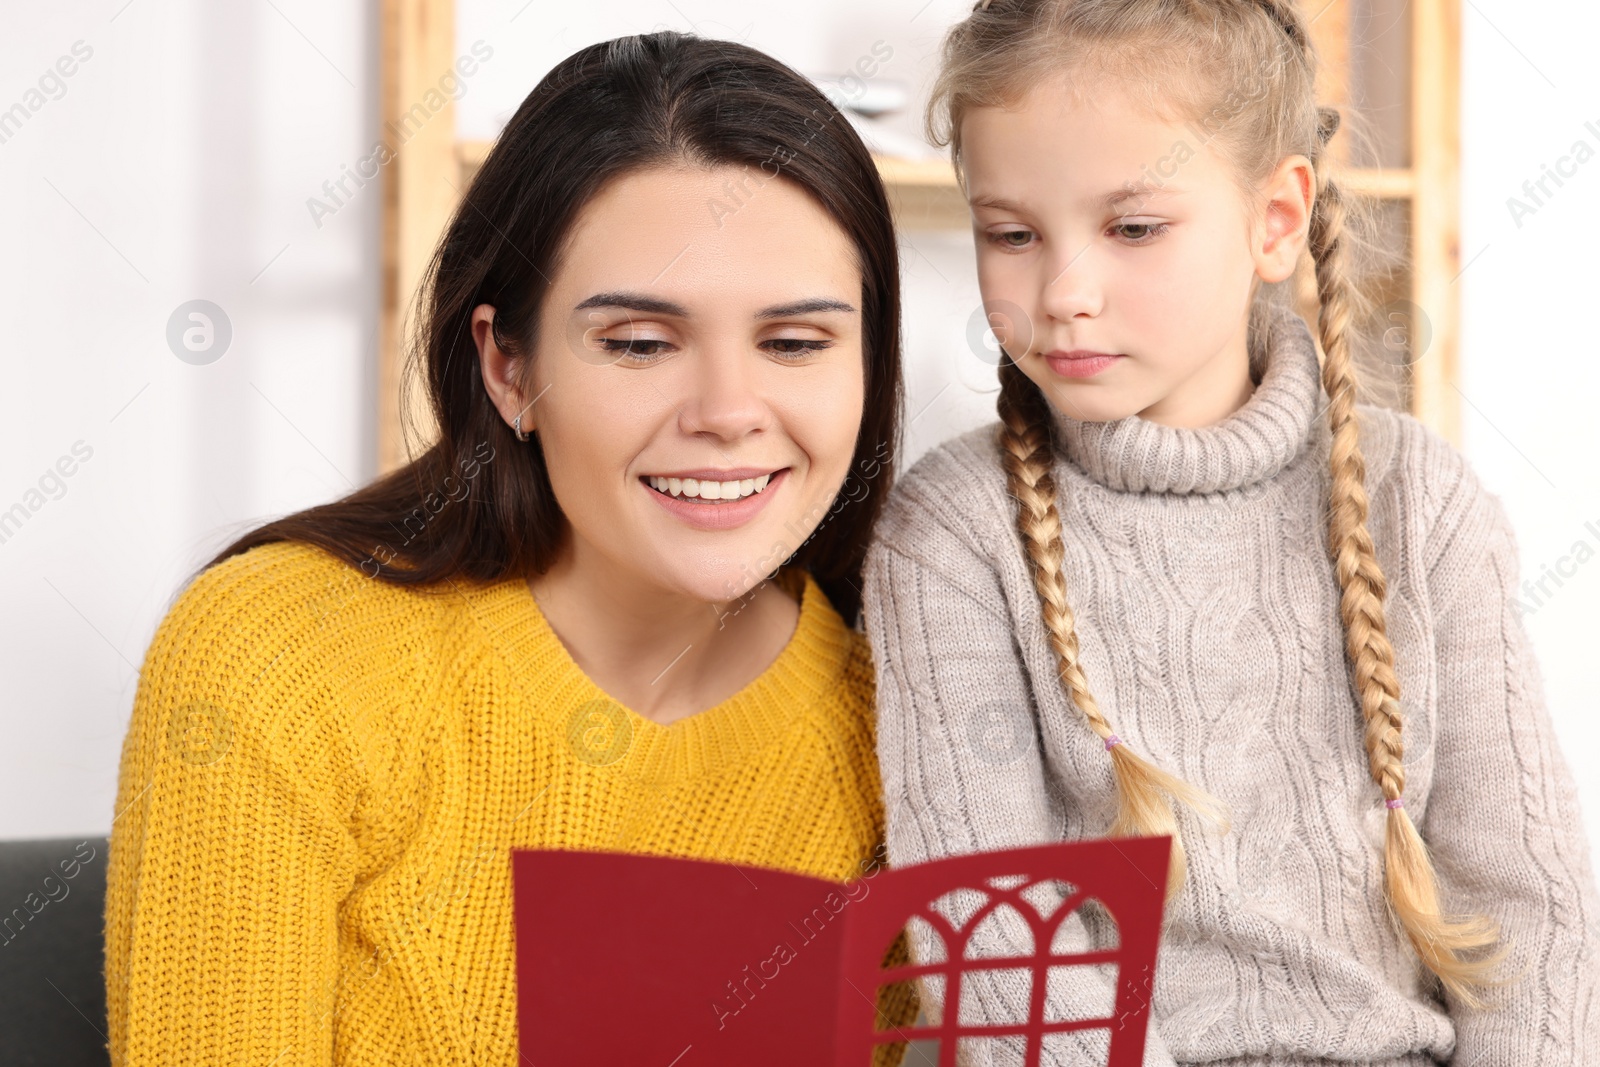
[647,473,772,501]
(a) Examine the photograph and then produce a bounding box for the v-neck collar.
[459,566,851,776]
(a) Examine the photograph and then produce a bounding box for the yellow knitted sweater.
[105,540,917,1065]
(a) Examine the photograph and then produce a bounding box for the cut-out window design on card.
[841,838,1167,1067]
[511,835,1168,1067]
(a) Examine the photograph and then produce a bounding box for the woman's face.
[477,164,867,605]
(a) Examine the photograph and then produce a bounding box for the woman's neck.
[528,540,800,725]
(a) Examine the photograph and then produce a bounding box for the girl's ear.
[1251,154,1315,284]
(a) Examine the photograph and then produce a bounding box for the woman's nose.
[675,342,771,440]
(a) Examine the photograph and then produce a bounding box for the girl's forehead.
[957,53,1216,150]
[968,67,1196,132]
[960,90,1235,207]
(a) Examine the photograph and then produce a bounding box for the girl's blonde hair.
[930,0,1508,1007]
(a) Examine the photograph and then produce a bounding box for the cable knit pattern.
[862,311,1600,1066]
[104,541,917,1066]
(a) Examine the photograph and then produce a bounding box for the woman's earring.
[513,413,529,442]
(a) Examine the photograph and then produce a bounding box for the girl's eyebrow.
[573,292,856,318]
[1103,179,1181,210]
[969,193,1027,213]
[970,181,1184,215]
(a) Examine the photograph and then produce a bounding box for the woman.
[104,31,917,1065]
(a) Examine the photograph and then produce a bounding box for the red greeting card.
[512,835,1169,1066]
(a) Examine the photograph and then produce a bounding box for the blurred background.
[2,0,1595,869]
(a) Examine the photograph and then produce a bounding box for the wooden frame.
[1410,0,1462,444]
[380,0,1462,472]
[379,0,457,473]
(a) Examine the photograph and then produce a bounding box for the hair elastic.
[1385,796,1405,810]
[1104,734,1122,751]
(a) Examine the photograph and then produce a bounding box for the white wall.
[1459,5,1600,847]
[0,0,378,837]
[1,2,1593,866]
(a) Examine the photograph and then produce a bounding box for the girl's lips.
[643,467,789,531]
[1044,351,1124,379]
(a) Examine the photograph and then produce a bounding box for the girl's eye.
[597,337,672,361]
[1110,219,1169,244]
[987,229,1035,250]
[763,338,833,359]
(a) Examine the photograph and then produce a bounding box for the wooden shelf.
[389,1,1460,471]
[869,156,963,189]
[1334,168,1418,200]
[459,141,1417,206]
[872,156,1418,201]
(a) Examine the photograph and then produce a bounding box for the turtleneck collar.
[1046,307,1325,495]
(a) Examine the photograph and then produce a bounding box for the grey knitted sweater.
[861,310,1600,1066]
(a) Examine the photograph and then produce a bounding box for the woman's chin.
[605,541,774,608]
[635,520,810,608]
[681,557,785,608]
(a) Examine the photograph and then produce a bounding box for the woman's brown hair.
[197,31,903,627]
[932,0,1507,1005]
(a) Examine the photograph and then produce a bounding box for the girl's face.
[960,77,1311,428]
[476,164,867,605]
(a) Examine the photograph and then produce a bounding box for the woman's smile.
[641,467,780,501]
[640,467,789,531]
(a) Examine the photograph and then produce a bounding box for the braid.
[1307,139,1508,1007]
[996,358,1229,903]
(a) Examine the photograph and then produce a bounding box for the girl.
[863,1,1599,1064]
[104,31,918,1066]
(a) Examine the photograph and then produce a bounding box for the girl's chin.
[1039,383,1144,424]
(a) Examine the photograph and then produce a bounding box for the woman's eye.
[763,338,833,359]
[597,337,671,360]
[1111,219,1169,244]
[988,229,1034,250]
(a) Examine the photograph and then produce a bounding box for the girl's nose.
[1039,244,1105,320]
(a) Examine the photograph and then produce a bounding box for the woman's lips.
[1043,350,1124,379]
[641,467,789,531]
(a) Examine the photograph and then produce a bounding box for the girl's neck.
[1047,304,1323,495]
[528,540,800,725]
[1135,315,1256,429]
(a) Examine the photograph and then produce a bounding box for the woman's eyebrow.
[573,292,857,318]
[573,291,687,316]
[756,297,857,318]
